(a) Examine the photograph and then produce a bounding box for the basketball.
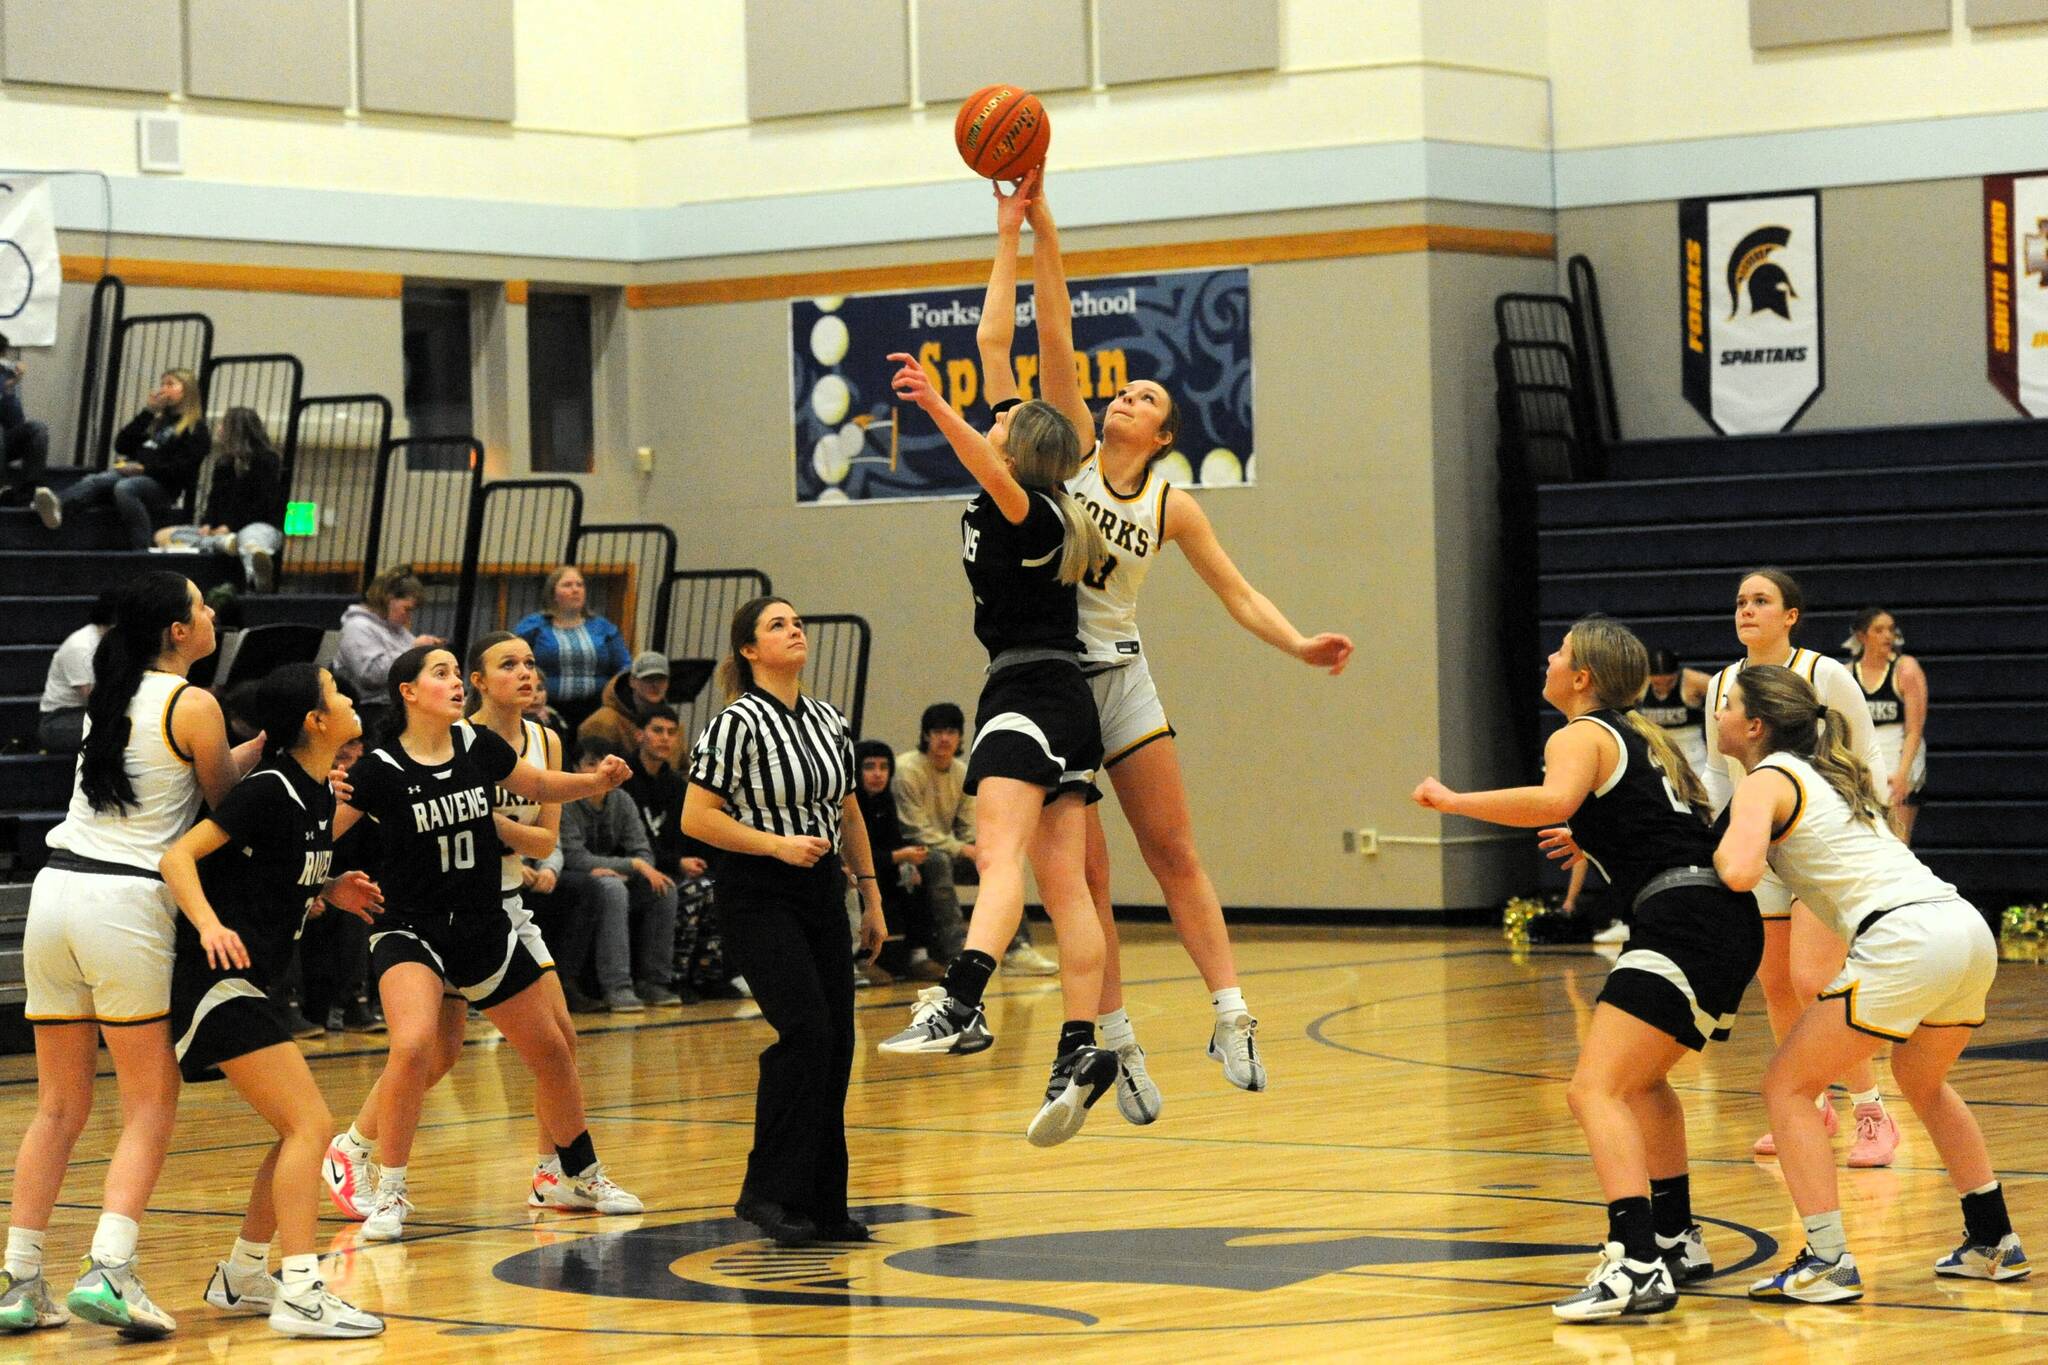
[954,84,1050,181]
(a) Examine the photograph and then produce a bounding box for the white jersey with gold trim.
[47,670,206,872]
[1702,647,1889,816]
[1067,453,1171,669]
[1757,751,1954,945]
[461,716,548,892]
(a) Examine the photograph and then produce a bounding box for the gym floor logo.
[493,1193,1776,1330]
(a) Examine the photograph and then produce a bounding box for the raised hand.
[887,352,943,412]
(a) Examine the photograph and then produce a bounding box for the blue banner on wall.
[790,267,1252,504]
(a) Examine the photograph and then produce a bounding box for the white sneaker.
[30,487,60,531]
[361,1181,413,1242]
[1591,919,1630,944]
[877,986,994,1055]
[531,1161,645,1214]
[1748,1246,1863,1303]
[1657,1223,1713,1284]
[1552,1242,1678,1321]
[1003,944,1058,976]
[1026,1046,1120,1148]
[1934,1232,2031,1281]
[0,1269,69,1331]
[66,1254,176,1338]
[324,1135,376,1221]
[1208,1012,1267,1091]
[204,1260,278,1313]
[1114,1043,1163,1125]
[269,1283,384,1338]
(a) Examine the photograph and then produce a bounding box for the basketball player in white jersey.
[975,168,1353,1117]
[325,632,638,1219]
[4,573,260,1339]
[1700,568,1899,1167]
[1714,664,2027,1301]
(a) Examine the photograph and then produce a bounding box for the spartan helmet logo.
[2025,220,2048,285]
[1726,225,1797,320]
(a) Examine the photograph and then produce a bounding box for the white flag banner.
[0,176,62,347]
[1985,171,2048,417]
[1679,190,1824,434]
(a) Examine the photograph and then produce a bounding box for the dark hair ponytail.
[250,663,329,767]
[380,642,445,745]
[717,596,789,702]
[80,572,201,813]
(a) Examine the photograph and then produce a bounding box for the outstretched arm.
[1412,722,1602,828]
[888,352,1030,523]
[1168,488,1354,673]
[977,172,1037,408]
[500,754,630,804]
[1024,174,1096,453]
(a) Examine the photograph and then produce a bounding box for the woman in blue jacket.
[514,565,630,730]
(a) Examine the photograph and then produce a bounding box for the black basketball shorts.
[966,658,1104,804]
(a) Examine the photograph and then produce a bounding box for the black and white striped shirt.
[688,687,855,843]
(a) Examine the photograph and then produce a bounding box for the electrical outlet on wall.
[635,446,655,475]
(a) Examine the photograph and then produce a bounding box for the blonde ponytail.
[1621,709,1710,814]
[1736,664,1889,828]
[1050,487,1111,587]
[1810,707,1887,828]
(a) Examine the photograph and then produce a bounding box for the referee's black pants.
[720,854,856,1224]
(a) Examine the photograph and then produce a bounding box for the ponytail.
[1620,710,1709,815]
[1048,486,1111,587]
[249,662,329,768]
[718,595,788,703]
[1734,663,1888,828]
[79,572,200,813]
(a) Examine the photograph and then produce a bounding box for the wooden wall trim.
[60,255,405,300]
[625,224,1554,309]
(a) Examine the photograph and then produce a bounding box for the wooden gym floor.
[1,923,2042,1362]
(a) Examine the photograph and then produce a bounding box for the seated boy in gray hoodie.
[560,737,681,1009]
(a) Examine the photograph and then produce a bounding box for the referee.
[682,596,886,1247]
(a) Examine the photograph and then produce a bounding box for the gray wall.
[918,0,1088,103]
[1,0,180,93]
[359,0,515,121]
[745,0,909,120]
[1558,176,2017,439]
[186,0,351,109]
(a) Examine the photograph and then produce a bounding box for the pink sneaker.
[323,1136,374,1221]
[1753,1097,1840,1157]
[1846,1103,1900,1168]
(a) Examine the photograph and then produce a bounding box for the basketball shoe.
[66,1255,176,1338]
[1753,1096,1838,1156]
[323,1133,376,1220]
[1749,1247,1863,1303]
[1934,1233,2030,1281]
[1026,1046,1119,1147]
[203,1260,278,1314]
[1551,1242,1677,1321]
[531,1160,645,1214]
[361,1178,413,1243]
[269,1281,384,1338]
[1209,1012,1267,1091]
[877,987,992,1055]
[1657,1223,1714,1284]
[1845,1103,1900,1168]
[1114,1043,1163,1124]
[0,1270,67,1331]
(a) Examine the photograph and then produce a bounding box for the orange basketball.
[954,84,1050,181]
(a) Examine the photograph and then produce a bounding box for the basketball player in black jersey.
[1415,617,1764,1321]
[876,349,1124,1147]
[332,644,636,1239]
[159,664,384,1337]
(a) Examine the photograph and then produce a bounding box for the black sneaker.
[733,1195,819,1247]
[285,1008,325,1041]
[877,987,993,1055]
[326,1007,347,1035]
[341,1000,386,1034]
[1026,1046,1120,1148]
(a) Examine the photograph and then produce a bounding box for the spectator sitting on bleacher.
[855,739,929,980]
[623,704,710,882]
[579,651,670,751]
[151,407,286,593]
[335,568,442,731]
[36,588,117,754]
[1,332,50,501]
[514,565,630,731]
[560,736,682,1011]
[33,368,211,549]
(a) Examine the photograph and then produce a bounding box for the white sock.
[1212,987,1246,1020]
[1097,1007,1137,1052]
[1849,1087,1883,1111]
[536,1154,562,1175]
[229,1236,270,1273]
[279,1253,321,1295]
[4,1226,44,1279]
[378,1164,407,1192]
[91,1212,138,1265]
[909,948,930,964]
[1968,1179,2001,1198]
[341,1125,373,1159]
[1802,1210,1848,1263]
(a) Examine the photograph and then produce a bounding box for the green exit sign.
[283,501,318,536]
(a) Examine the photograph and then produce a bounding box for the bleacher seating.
[1536,417,2048,898]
